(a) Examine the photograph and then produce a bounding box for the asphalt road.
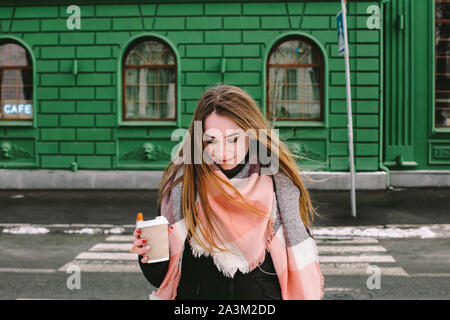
[0,233,449,300]
[0,188,448,226]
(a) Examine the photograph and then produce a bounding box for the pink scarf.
[150,152,324,300]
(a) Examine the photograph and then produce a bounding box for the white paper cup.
[138,216,169,263]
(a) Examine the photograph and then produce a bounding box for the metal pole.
[341,0,357,218]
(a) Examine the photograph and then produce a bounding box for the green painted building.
[0,0,449,189]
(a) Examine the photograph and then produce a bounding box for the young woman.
[133,84,324,300]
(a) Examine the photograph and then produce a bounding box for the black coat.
[138,152,282,300]
[138,238,282,300]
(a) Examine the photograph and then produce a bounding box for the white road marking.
[320,262,378,269]
[324,287,358,292]
[17,298,86,300]
[17,298,59,300]
[320,263,409,276]
[409,273,450,277]
[57,234,140,272]
[89,243,133,252]
[316,238,379,244]
[319,255,396,263]
[56,236,412,276]
[75,252,137,260]
[105,235,135,242]
[316,236,410,275]
[0,268,57,273]
[58,261,140,273]
[318,245,387,253]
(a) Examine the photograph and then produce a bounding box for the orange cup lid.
[136,212,143,221]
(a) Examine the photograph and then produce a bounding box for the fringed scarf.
[150,152,324,300]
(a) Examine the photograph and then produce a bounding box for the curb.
[0,169,388,190]
[2,170,450,190]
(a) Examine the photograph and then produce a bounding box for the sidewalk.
[0,187,449,233]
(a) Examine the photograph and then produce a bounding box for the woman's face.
[203,111,249,170]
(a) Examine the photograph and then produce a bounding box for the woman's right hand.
[133,228,152,263]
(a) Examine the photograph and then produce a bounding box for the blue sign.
[336,11,345,56]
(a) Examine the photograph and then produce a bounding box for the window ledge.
[0,121,33,127]
[271,120,325,128]
[433,127,450,134]
[118,120,177,127]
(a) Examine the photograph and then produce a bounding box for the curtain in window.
[268,38,322,122]
[124,39,176,121]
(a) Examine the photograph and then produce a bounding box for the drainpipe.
[379,0,391,189]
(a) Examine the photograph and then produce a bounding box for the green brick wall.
[0,1,382,172]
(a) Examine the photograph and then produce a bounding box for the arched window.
[0,40,33,121]
[267,36,324,122]
[122,38,176,121]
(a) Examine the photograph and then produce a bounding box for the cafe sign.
[1,104,33,115]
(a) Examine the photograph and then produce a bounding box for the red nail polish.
[142,239,147,244]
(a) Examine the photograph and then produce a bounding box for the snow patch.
[104,227,125,234]
[64,228,103,234]
[63,227,126,235]
[314,226,436,239]
[2,226,50,234]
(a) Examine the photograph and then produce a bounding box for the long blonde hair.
[158,84,319,253]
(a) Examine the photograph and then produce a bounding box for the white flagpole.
[341,0,357,218]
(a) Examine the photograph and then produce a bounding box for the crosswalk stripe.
[319,255,396,263]
[105,235,134,242]
[409,273,450,277]
[319,262,380,269]
[0,268,57,273]
[58,261,140,273]
[321,265,409,276]
[57,236,411,276]
[89,243,133,252]
[318,245,387,253]
[324,287,357,292]
[316,238,379,244]
[75,252,137,260]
